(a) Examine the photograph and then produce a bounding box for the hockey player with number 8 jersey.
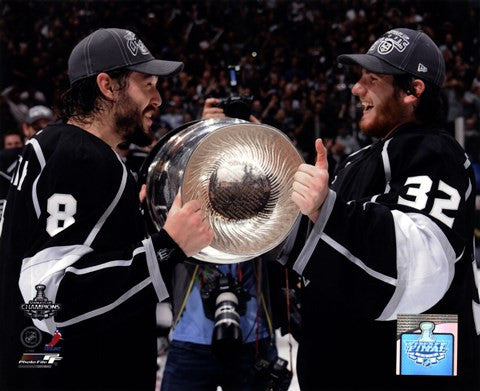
[0,124,184,390]
[0,27,213,391]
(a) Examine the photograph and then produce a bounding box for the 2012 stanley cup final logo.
[124,31,150,57]
[397,314,456,376]
[405,322,448,367]
[21,284,61,320]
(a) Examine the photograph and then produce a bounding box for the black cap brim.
[338,54,405,75]
[127,59,184,77]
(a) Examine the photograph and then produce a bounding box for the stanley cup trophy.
[144,117,304,264]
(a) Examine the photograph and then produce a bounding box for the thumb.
[315,138,328,170]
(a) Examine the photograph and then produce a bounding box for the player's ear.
[404,79,425,105]
[96,73,115,100]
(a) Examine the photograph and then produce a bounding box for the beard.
[113,94,155,147]
[359,90,408,139]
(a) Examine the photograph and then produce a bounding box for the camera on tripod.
[214,65,253,121]
[200,271,250,359]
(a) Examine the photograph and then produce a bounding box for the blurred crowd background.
[1,0,479,241]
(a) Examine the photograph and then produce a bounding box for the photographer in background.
[201,64,259,124]
[202,97,260,124]
[160,100,291,391]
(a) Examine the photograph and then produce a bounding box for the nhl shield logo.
[20,326,43,349]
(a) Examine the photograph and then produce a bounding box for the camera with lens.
[214,65,253,121]
[200,271,250,359]
[253,356,293,391]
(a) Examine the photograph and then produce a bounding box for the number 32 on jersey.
[398,175,460,228]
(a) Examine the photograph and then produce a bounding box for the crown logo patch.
[124,31,150,57]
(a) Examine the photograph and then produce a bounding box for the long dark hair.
[60,69,131,123]
[393,74,445,125]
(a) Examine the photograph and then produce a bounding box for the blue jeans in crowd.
[161,339,277,391]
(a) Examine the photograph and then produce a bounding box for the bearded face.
[353,71,411,139]
[113,92,155,147]
[358,87,410,139]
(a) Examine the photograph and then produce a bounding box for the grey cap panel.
[68,28,184,84]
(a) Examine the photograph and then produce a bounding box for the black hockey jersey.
[292,123,479,390]
[0,124,183,391]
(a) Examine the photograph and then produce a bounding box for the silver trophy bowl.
[145,117,303,263]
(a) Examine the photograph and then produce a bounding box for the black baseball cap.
[338,28,445,87]
[68,28,184,85]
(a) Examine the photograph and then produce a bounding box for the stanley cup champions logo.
[21,284,61,320]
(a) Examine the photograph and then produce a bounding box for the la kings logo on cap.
[370,29,410,55]
[124,31,150,57]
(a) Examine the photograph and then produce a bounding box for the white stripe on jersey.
[65,247,145,275]
[348,143,372,158]
[377,211,456,321]
[143,237,169,302]
[293,189,396,287]
[277,216,302,266]
[20,244,94,277]
[368,140,393,203]
[0,171,11,180]
[293,189,337,275]
[474,256,480,335]
[19,244,94,334]
[463,153,473,200]
[381,139,392,193]
[473,300,480,335]
[466,178,472,200]
[29,139,47,218]
[83,152,127,247]
[56,277,151,328]
[7,159,18,173]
